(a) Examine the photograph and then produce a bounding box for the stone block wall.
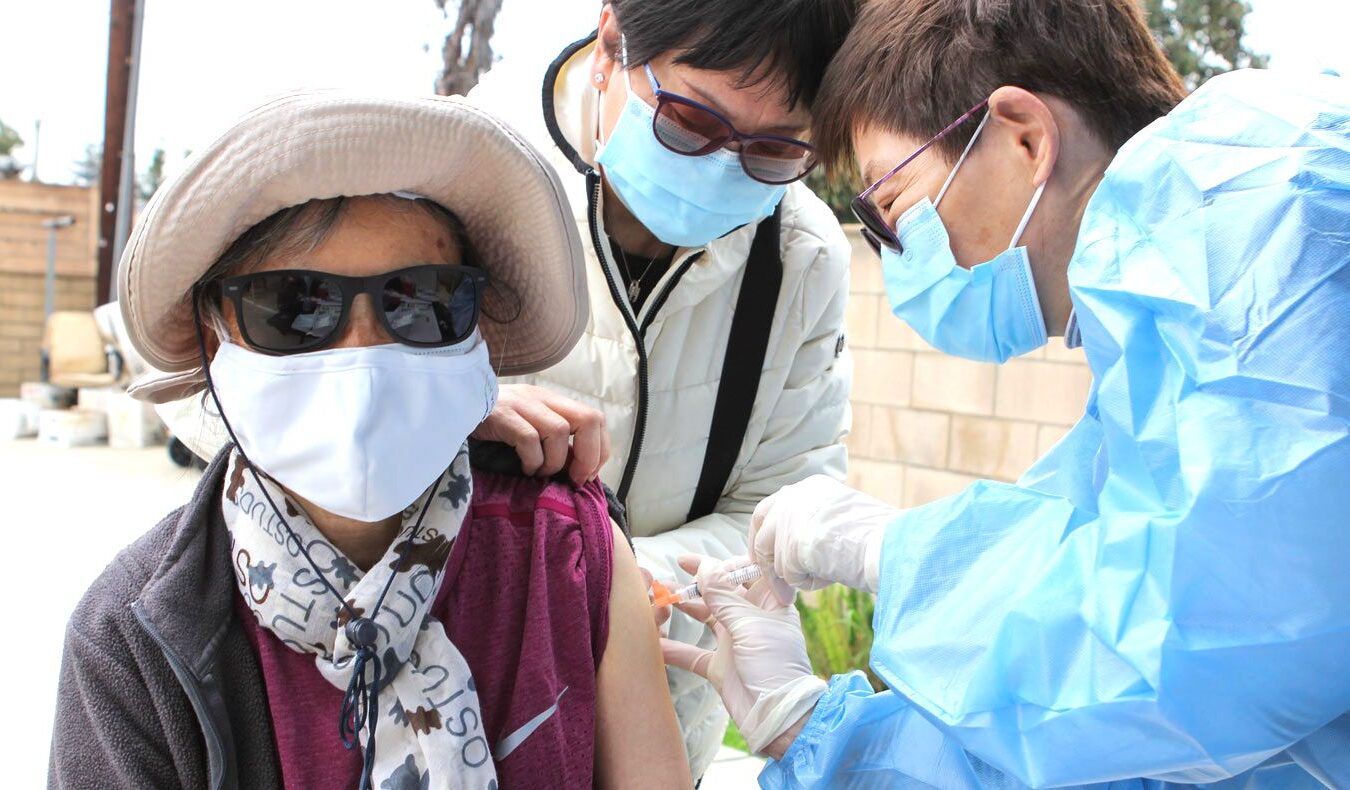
[0,182,100,396]
[841,227,1092,508]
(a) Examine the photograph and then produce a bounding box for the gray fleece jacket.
[48,452,283,789]
[48,443,629,789]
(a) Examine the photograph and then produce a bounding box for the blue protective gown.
[762,69,1350,789]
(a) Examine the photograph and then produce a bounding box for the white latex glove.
[750,474,896,593]
[660,555,827,755]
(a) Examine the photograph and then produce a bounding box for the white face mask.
[208,333,498,522]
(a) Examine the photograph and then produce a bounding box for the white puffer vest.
[470,33,853,778]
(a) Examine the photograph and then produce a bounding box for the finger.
[652,601,671,628]
[539,434,571,477]
[768,574,797,607]
[596,419,612,477]
[749,495,769,545]
[706,556,756,585]
[676,553,709,578]
[512,398,572,476]
[672,597,713,625]
[491,409,544,475]
[693,557,764,613]
[639,567,655,592]
[750,495,776,568]
[660,638,714,679]
[746,575,796,610]
[549,399,607,484]
[567,425,603,485]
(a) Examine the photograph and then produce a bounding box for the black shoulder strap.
[687,207,783,521]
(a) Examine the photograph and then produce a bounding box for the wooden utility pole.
[96,0,136,305]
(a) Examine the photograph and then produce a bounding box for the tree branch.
[435,0,503,97]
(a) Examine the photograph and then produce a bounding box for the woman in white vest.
[468,0,856,777]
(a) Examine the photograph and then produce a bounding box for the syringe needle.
[650,564,763,607]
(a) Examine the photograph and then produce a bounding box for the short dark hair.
[814,0,1187,172]
[609,0,857,110]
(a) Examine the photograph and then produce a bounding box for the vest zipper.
[584,172,700,505]
[133,601,234,790]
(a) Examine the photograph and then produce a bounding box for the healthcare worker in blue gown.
[659,1,1350,786]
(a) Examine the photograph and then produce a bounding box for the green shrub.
[804,169,855,223]
[796,585,885,691]
[722,719,750,752]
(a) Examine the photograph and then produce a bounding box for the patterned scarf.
[221,446,498,790]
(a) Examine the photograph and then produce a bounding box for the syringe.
[650,564,763,607]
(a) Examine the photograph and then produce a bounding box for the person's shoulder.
[464,462,614,631]
[773,186,854,323]
[469,438,616,513]
[64,511,183,654]
[468,451,614,564]
[1120,70,1346,173]
[469,459,612,541]
[768,185,853,329]
[467,440,577,515]
[777,182,852,271]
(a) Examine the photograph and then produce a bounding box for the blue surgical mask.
[595,51,786,248]
[881,114,1049,363]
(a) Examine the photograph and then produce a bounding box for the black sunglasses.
[219,263,489,354]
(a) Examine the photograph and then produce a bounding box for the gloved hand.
[660,555,826,756]
[750,474,896,593]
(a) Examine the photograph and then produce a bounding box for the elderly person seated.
[48,92,689,790]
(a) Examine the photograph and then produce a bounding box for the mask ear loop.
[594,80,608,152]
[1009,180,1047,249]
[594,35,634,154]
[929,109,1047,249]
[935,111,990,209]
[190,292,446,790]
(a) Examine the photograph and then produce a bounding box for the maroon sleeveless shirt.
[239,470,614,789]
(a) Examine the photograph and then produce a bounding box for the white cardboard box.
[37,408,108,448]
[20,382,77,410]
[0,398,40,438]
[107,392,166,448]
[77,386,120,413]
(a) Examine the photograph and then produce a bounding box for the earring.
[593,73,605,84]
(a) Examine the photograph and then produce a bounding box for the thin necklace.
[614,243,664,304]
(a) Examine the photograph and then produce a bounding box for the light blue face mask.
[594,46,786,248]
[882,114,1049,363]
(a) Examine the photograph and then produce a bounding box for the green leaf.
[0,119,22,158]
[723,719,750,752]
[797,584,885,691]
[1146,0,1268,90]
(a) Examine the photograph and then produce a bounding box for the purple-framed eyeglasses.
[851,99,990,254]
[639,62,818,185]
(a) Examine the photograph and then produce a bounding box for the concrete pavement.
[2,439,201,789]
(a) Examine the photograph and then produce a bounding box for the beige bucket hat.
[120,90,587,403]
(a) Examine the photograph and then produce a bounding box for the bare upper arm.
[594,520,693,790]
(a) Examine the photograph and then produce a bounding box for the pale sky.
[1,0,1343,185]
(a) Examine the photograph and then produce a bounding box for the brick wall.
[0,181,100,396]
[841,226,1092,508]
